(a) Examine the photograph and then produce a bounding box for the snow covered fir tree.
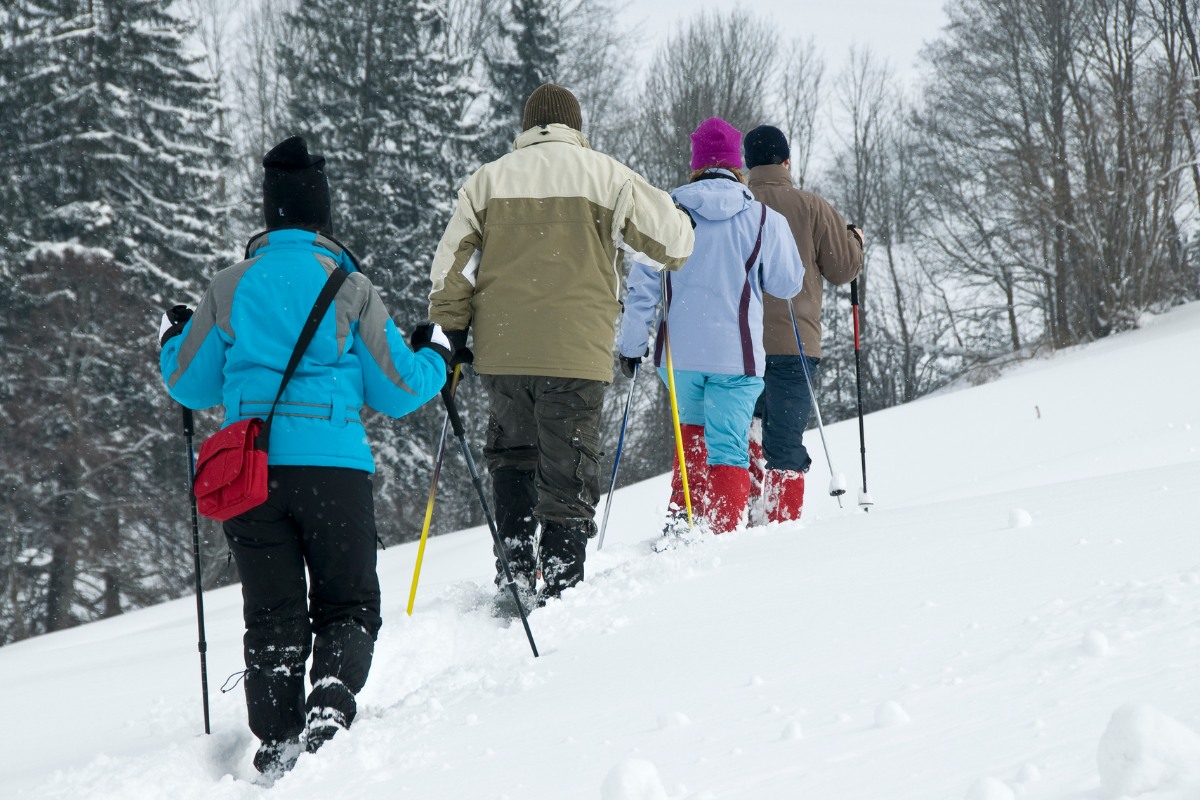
[0,0,1198,649]
[0,0,229,640]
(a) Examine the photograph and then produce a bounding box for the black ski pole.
[439,385,539,658]
[182,406,212,734]
[850,280,873,509]
[597,361,638,551]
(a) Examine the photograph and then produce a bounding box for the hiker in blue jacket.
[159,136,451,777]
[618,117,804,537]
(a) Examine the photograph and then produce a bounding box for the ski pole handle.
[441,383,466,437]
[851,279,862,351]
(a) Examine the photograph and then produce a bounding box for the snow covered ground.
[4,303,1200,799]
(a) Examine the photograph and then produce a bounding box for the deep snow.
[3,303,1200,799]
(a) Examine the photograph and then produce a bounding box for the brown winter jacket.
[428,124,695,383]
[747,164,863,357]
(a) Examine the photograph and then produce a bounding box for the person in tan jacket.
[429,83,694,606]
[743,125,864,524]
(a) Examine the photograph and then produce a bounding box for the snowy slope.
[4,305,1200,800]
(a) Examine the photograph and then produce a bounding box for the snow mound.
[656,711,692,730]
[601,758,669,800]
[1009,508,1033,528]
[965,776,1015,800]
[1082,628,1110,657]
[1097,703,1200,797]
[780,720,804,741]
[875,700,911,728]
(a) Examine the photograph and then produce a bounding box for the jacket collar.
[513,123,590,151]
[747,163,794,187]
[244,229,361,272]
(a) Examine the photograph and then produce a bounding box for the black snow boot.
[539,518,591,600]
[491,467,539,590]
[253,736,302,779]
[304,621,374,753]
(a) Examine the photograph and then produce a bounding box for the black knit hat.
[262,136,333,236]
[743,125,791,169]
[522,83,583,131]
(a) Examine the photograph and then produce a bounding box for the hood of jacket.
[672,172,755,222]
[512,123,591,151]
[243,228,362,273]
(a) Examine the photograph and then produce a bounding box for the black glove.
[409,322,452,364]
[159,305,193,346]
[675,202,697,229]
[619,348,648,379]
[443,329,474,368]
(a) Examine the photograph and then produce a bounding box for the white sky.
[619,0,950,84]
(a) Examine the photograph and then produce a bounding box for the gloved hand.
[443,329,474,368]
[158,305,193,347]
[409,322,453,364]
[619,348,648,379]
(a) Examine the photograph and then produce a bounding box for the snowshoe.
[490,582,539,619]
[253,736,302,781]
[651,507,700,553]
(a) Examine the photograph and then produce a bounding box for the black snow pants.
[223,466,381,745]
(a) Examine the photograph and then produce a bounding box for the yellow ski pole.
[660,272,693,525]
[407,364,462,615]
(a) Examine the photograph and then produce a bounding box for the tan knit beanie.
[522,83,583,131]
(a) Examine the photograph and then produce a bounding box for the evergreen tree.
[1,0,228,288]
[0,0,229,640]
[483,0,561,157]
[278,0,487,542]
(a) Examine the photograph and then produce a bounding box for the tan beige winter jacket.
[429,124,695,383]
[748,164,863,357]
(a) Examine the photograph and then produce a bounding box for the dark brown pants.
[480,375,605,595]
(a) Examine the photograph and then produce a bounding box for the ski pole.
[660,272,693,525]
[182,406,211,734]
[850,279,873,509]
[407,365,462,615]
[787,303,847,506]
[439,385,539,657]
[597,361,639,551]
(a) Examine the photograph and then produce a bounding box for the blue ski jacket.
[161,229,446,472]
[619,172,805,376]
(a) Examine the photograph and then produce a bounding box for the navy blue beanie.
[743,125,791,169]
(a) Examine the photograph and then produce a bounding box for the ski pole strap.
[653,275,674,367]
[259,268,349,451]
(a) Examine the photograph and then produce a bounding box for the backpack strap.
[737,203,769,375]
[258,268,349,452]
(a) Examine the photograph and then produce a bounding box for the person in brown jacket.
[742,125,864,524]
[429,84,694,606]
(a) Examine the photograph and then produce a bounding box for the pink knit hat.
[689,117,744,171]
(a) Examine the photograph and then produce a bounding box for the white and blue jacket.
[161,229,446,473]
[618,172,805,376]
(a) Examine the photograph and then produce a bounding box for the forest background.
[1,0,1198,645]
